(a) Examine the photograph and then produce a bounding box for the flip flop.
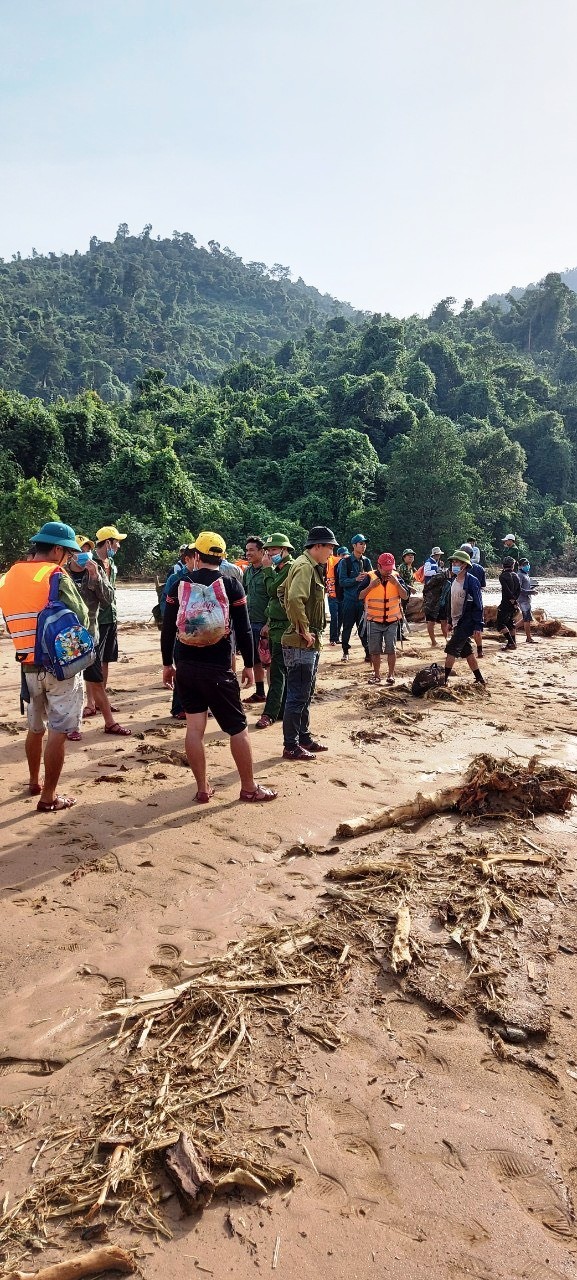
[37,796,76,813]
[82,707,97,719]
[29,783,42,796]
[367,675,382,685]
[255,714,274,729]
[104,723,132,736]
[239,785,278,802]
[67,730,82,741]
[195,787,215,804]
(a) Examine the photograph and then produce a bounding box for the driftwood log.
[6,1246,136,1280]
[336,785,463,839]
[164,1131,215,1211]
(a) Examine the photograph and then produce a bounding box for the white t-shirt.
[451,576,466,624]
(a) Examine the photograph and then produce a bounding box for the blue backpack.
[34,571,95,680]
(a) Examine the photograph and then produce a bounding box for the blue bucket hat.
[30,521,79,552]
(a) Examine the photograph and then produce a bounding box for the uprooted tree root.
[336,753,576,837]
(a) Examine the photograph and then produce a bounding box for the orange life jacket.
[0,561,60,663]
[326,554,343,599]
[363,571,403,624]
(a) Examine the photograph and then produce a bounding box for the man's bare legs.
[40,730,68,805]
[184,711,209,795]
[229,728,258,792]
[26,730,43,792]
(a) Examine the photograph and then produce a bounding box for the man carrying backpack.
[161,531,277,804]
[0,521,89,812]
[338,534,372,662]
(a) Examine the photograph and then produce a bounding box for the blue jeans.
[341,599,368,655]
[282,647,320,750]
[328,596,342,643]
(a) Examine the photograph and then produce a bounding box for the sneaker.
[504,642,517,651]
[245,692,267,704]
[341,653,349,662]
[299,740,328,753]
[283,745,317,761]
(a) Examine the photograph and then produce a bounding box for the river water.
[116,577,577,624]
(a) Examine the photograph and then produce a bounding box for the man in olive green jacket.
[280,525,336,761]
[255,534,294,729]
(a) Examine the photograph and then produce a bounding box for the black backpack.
[411,663,445,697]
[334,554,371,602]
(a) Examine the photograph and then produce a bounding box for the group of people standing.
[0,521,128,812]
[0,517,538,815]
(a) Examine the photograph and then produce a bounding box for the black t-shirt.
[161,569,254,669]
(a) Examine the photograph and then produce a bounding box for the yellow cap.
[76,534,95,550]
[193,531,226,558]
[96,525,127,542]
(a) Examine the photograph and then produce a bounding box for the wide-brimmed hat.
[31,521,80,552]
[305,525,337,547]
[193,531,226,558]
[402,547,415,557]
[96,525,127,542]
[263,533,294,552]
[431,545,443,556]
[451,549,471,566]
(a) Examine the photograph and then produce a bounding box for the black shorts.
[83,648,104,684]
[445,628,473,659]
[175,662,247,737]
[98,622,118,664]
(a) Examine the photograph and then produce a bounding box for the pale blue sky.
[2,0,577,315]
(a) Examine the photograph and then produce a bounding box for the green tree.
[0,477,59,566]
[384,417,473,559]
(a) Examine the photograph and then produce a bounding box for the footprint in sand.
[489,1150,576,1241]
[148,964,181,985]
[187,928,215,942]
[100,977,127,1010]
[156,943,181,962]
[309,1171,349,1208]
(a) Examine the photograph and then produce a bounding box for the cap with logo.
[377,552,396,572]
[351,533,367,545]
[305,526,337,547]
[96,525,127,542]
[263,533,295,551]
[76,534,95,550]
[30,521,80,552]
[193,531,227,558]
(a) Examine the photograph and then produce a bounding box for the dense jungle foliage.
[1,236,577,572]
[0,227,357,398]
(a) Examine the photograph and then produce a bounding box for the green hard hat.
[263,532,294,551]
[30,521,79,551]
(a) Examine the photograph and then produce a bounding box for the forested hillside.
[0,227,358,398]
[1,269,576,572]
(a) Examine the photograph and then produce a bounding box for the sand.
[1,623,576,1280]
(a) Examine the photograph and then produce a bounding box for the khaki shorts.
[24,670,84,735]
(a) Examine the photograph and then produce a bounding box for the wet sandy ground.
[0,625,576,1279]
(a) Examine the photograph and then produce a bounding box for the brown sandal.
[255,714,274,729]
[195,787,215,804]
[37,795,76,813]
[239,785,278,803]
[104,723,132,736]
